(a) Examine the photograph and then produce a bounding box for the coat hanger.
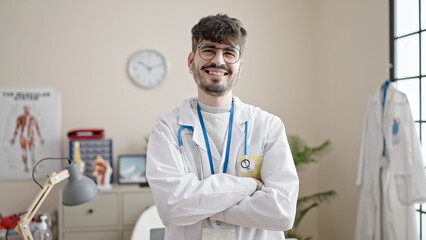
[381,63,393,107]
[381,63,393,90]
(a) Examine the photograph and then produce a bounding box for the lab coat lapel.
[383,84,396,127]
[224,97,250,172]
[370,83,396,157]
[233,97,250,140]
[178,98,207,152]
[371,87,383,131]
[178,98,221,174]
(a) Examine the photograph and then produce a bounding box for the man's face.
[188,40,243,97]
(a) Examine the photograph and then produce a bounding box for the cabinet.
[58,185,154,240]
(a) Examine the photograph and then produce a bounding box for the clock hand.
[151,63,164,69]
[138,61,152,71]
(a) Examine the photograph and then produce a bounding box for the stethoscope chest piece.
[240,158,255,173]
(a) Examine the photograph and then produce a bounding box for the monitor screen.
[118,155,148,186]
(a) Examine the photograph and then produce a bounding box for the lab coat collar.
[178,97,198,127]
[177,96,252,155]
[384,83,396,105]
[371,82,396,104]
[178,98,205,152]
[178,96,251,126]
[371,82,397,128]
[233,97,251,124]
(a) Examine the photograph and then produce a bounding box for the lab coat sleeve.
[356,98,371,186]
[393,100,426,204]
[409,107,426,203]
[210,116,299,231]
[146,117,258,227]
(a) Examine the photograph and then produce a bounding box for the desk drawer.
[62,192,118,228]
[63,230,119,240]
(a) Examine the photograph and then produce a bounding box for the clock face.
[128,49,168,88]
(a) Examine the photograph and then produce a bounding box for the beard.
[192,63,239,96]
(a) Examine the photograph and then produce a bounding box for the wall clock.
[128,49,168,88]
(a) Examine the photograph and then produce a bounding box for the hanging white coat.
[356,84,426,240]
[146,97,299,240]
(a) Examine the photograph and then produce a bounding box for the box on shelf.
[68,139,113,186]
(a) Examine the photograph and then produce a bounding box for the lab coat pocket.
[237,155,263,179]
[394,174,414,205]
[237,144,263,179]
[391,118,401,145]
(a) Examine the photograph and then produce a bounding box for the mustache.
[201,64,231,73]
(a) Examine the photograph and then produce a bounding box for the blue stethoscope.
[178,101,252,175]
[382,80,391,156]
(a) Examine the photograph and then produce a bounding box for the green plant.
[285,135,337,240]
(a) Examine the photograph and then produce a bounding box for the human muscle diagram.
[0,88,61,180]
[10,105,45,172]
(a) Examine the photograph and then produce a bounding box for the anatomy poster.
[0,88,61,181]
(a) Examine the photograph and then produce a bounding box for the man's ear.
[188,51,195,69]
[238,59,243,76]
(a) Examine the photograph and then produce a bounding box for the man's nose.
[210,50,226,65]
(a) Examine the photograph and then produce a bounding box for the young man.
[146,14,299,240]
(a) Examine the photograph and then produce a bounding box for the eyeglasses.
[197,44,241,64]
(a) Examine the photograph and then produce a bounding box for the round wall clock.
[128,49,168,88]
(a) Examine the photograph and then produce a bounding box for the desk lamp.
[14,161,99,240]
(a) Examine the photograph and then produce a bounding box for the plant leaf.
[294,202,318,228]
[297,190,337,207]
[288,135,331,169]
[284,136,336,240]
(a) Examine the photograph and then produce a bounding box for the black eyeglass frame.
[197,44,242,64]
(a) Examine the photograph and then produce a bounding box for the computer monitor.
[118,155,148,186]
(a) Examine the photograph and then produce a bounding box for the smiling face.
[188,40,243,97]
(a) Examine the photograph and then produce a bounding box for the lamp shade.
[62,161,99,206]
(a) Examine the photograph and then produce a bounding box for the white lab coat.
[146,97,299,240]
[355,84,426,240]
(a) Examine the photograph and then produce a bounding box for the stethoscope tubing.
[244,121,248,157]
[177,102,250,175]
[178,126,193,147]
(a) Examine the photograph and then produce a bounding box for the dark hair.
[191,14,247,54]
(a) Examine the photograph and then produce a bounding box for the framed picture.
[118,155,148,186]
[0,88,62,181]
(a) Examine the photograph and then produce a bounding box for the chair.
[131,205,165,240]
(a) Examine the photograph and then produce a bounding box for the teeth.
[208,71,225,76]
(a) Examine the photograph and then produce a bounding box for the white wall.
[313,1,389,239]
[0,1,388,239]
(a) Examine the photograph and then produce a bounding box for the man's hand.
[253,178,264,191]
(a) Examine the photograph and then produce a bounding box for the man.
[146,14,299,240]
[10,105,44,172]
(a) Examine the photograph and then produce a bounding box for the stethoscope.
[178,101,254,175]
[239,120,255,173]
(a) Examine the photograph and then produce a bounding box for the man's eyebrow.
[224,46,238,51]
[200,43,216,47]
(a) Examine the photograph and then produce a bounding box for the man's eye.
[224,51,237,57]
[202,48,215,54]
